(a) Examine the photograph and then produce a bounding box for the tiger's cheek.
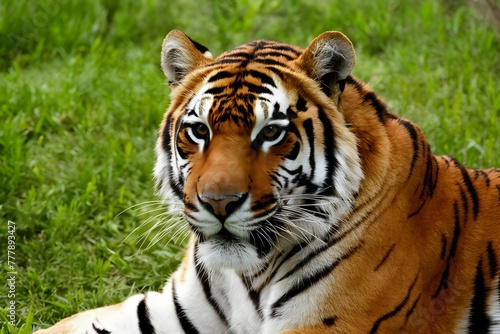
[254,136,301,192]
[181,153,206,208]
[176,129,200,161]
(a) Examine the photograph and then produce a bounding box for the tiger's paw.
[34,295,145,334]
[34,309,100,334]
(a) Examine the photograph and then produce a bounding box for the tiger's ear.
[161,30,213,86]
[296,31,356,97]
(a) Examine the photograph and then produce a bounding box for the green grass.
[0,0,499,332]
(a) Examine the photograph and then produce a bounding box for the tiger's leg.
[34,291,184,334]
[34,246,191,333]
[34,239,236,334]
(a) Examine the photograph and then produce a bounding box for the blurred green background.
[1,0,499,332]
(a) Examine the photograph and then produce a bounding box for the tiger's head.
[154,30,363,273]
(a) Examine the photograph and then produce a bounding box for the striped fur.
[36,30,500,334]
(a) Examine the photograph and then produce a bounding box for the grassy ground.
[0,0,499,332]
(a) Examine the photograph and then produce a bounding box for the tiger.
[35,30,500,334]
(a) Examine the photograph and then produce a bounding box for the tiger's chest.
[208,269,326,334]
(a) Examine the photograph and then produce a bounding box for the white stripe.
[488,275,500,333]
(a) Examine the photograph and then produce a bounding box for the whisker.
[280,205,329,219]
[274,215,316,240]
[116,200,168,218]
[123,210,173,244]
[273,212,328,245]
[141,220,186,251]
[142,215,185,247]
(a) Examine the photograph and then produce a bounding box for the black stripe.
[194,247,230,328]
[374,243,396,271]
[487,242,498,279]
[172,279,200,334]
[138,298,155,334]
[253,58,288,67]
[247,70,276,87]
[250,219,281,258]
[163,114,183,200]
[279,165,303,176]
[162,113,173,152]
[176,144,189,160]
[419,146,437,199]
[433,202,461,298]
[265,44,302,56]
[452,158,480,220]
[272,103,287,120]
[345,75,364,93]
[269,172,283,188]
[400,294,421,331]
[474,169,491,188]
[251,194,276,211]
[407,197,428,218]
[284,142,300,160]
[370,273,419,334]
[286,121,301,140]
[286,106,297,119]
[447,202,461,260]
[245,82,273,95]
[362,91,387,121]
[211,58,246,65]
[405,294,421,319]
[205,86,226,95]
[207,70,235,82]
[265,66,286,80]
[184,200,198,212]
[223,51,252,60]
[348,75,386,123]
[468,259,490,333]
[317,107,338,193]
[302,118,315,179]
[296,95,307,112]
[256,51,295,60]
[396,118,419,180]
[248,288,262,319]
[278,242,338,282]
[271,245,359,316]
[241,276,263,320]
[267,240,311,280]
[458,186,469,223]
[440,235,447,260]
[430,156,439,194]
[419,151,438,210]
[92,324,111,334]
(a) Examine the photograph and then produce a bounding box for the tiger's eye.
[192,123,209,139]
[261,125,282,141]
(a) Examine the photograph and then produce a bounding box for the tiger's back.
[36,30,500,334]
[318,77,500,332]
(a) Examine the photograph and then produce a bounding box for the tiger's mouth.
[203,227,240,243]
[195,224,266,272]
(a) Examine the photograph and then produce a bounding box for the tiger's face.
[154,31,363,273]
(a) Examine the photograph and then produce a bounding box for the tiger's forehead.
[184,68,293,132]
[214,39,303,65]
[178,38,308,135]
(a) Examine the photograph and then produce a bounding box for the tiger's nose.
[199,193,247,222]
